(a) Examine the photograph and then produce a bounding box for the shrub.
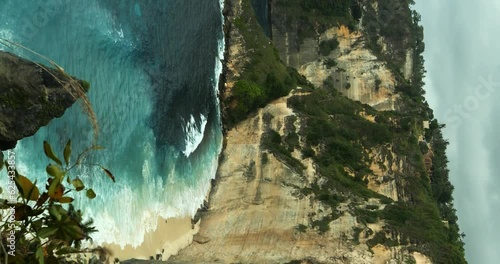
[319,39,340,56]
[324,58,337,68]
[296,224,307,233]
[233,80,266,110]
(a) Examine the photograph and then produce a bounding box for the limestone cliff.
[171,0,466,263]
[271,24,407,111]
[0,51,89,150]
[171,90,431,264]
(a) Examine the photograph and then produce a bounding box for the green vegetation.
[0,140,115,263]
[367,232,399,248]
[80,80,91,91]
[323,58,337,68]
[353,1,465,261]
[288,88,392,205]
[362,0,430,121]
[287,67,465,263]
[380,196,466,263]
[295,224,307,233]
[227,0,301,126]
[232,0,466,262]
[274,0,362,42]
[261,129,305,173]
[319,39,339,56]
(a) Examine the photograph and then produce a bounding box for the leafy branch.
[0,140,115,263]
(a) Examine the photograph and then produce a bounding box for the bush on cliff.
[227,0,298,126]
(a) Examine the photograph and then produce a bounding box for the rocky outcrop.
[0,51,89,150]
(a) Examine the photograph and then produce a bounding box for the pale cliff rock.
[221,0,248,102]
[170,91,428,263]
[273,25,401,111]
[366,145,404,201]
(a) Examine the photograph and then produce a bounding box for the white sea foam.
[182,114,208,157]
[85,143,220,248]
[0,29,18,52]
[0,29,14,42]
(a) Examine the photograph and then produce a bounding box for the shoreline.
[109,0,232,261]
[106,216,199,261]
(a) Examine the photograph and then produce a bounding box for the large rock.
[0,51,89,150]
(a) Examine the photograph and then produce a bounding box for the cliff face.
[171,91,431,264]
[172,0,466,263]
[272,24,404,111]
[0,51,89,150]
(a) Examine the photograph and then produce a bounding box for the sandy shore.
[103,216,199,262]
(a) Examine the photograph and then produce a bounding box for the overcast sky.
[413,0,500,263]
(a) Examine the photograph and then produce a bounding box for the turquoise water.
[0,0,224,247]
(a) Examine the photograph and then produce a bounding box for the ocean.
[0,0,224,248]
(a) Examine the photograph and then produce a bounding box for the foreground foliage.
[0,140,115,263]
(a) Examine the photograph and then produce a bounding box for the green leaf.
[48,205,64,221]
[38,226,58,238]
[32,219,43,230]
[58,196,74,204]
[0,186,2,195]
[43,141,62,166]
[63,139,71,165]
[48,180,64,200]
[15,175,40,201]
[63,223,85,239]
[46,164,64,178]
[86,189,96,199]
[14,204,33,221]
[36,246,45,264]
[28,208,45,217]
[72,178,85,191]
[48,179,58,198]
[36,192,49,208]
